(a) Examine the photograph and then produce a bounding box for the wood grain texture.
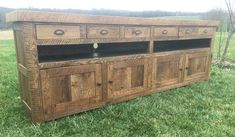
[152,54,184,89]
[36,24,81,40]
[107,58,148,101]
[87,25,120,39]
[184,51,210,82]
[10,10,218,122]
[40,64,102,119]
[154,27,178,38]
[124,26,150,38]
[6,10,220,26]
[22,23,44,122]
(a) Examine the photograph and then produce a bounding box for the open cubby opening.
[154,38,211,52]
[38,42,149,62]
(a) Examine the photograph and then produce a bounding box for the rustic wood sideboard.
[6,10,219,122]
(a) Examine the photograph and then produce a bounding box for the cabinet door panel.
[40,64,102,119]
[184,52,209,81]
[152,54,184,88]
[70,72,96,101]
[107,58,148,100]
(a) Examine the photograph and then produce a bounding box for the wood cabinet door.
[40,64,102,119]
[107,58,148,100]
[184,52,209,81]
[152,54,184,88]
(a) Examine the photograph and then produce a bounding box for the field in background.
[156,15,201,20]
[214,33,235,62]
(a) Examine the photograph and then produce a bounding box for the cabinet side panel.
[14,28,32,113]
[22,23,44,122]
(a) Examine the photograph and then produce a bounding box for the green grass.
[0,38,235,136]
[214,33,235,61]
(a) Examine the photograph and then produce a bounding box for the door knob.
[108,80,113,84]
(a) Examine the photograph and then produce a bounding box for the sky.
[0,0,229,12]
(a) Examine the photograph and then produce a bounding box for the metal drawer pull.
[100,30,109,35]
[108,80,113,84]
[162,30,168,34]
[133,30,142,35]
[54,29,65,35]
[203,29,208,33]
[185,29,191,34]
[97,83,102,86]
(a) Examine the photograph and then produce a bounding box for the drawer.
[36,25,81,40]
[154,27,178,37]
[179,27,199,37]
[87,25,120,39]
[198,27,215,36]
[124,27,150,38]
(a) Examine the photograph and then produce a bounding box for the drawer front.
[154,27,178,37]
[87,25,120,39]
[36,25,81,40]
[198,27,215,36]
[179,27,199,37]
[124,27,150,38]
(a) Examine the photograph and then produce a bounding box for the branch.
[225,0,234,25]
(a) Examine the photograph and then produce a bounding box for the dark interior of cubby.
[154,38,211,52]
[38,42,149,62]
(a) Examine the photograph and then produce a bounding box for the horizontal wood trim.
[6,10,219,26]
[36,38,152,45]
[111,58,145,68]
[40,64,98,77]
[152,48,210,57]
[39,54,151,69]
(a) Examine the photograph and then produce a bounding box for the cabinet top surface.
[6,10,219,26]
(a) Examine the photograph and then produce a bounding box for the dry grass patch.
[0,30,13,40]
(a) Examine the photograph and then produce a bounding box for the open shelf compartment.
[154,38,211,53]
[38,41,149,62]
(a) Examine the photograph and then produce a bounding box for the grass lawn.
[214,33,235,62]
[0,36,235,136]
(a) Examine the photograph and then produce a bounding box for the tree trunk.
[221,32,233,62]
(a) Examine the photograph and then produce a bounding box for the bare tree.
[221,0,235,62]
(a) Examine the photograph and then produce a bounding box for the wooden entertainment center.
[7,10,219,122]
